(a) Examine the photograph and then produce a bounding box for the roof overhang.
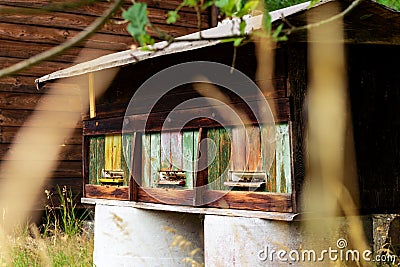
[35,0,399,88]
[35,1,312,88]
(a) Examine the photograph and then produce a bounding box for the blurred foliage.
[377,0,400,11]
[264,0,308,11]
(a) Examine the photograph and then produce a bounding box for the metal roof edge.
[35,1,312,87]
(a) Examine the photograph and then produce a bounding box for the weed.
[43,186,92,237]
[0,186,94,266]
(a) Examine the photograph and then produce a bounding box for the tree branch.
[283,0,364,35]
[0,0,124,79]
[144,0,363,49]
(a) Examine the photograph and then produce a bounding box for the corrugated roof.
[35,1,312,87]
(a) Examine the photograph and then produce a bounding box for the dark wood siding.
[348,44,400,214]
[0,0,215,209]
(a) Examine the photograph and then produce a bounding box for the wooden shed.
[0,0,216,209]
[36,0,400,265]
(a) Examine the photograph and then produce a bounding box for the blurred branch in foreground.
[303,0,370,262]
[0,0,124,79]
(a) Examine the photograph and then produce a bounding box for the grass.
[1,186,94,267]
[7,230,93,267]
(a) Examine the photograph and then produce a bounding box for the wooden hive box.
[37,0,400,215]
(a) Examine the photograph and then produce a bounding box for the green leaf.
[215,0,229,8]
[276,35,288,42]
[123,3,151,46]
[263,12,272,35]
[220,37,239,43]
[233,37,244,46]
[184,0,199,7]
[201,0,215,10]
[309,0,320,8]
[239,20,246,35]
[216,0,237,17]
[140,46,152,51]
[236,0,258,17]
[220,37,243,47]
[167,10,180,24]
[243,0,259,11]
[360,14,373,20]
[272,23,283,38]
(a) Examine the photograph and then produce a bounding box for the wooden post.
[82,136,89,198]
[129,132,141,201]
[88,72,96,118]
[194,128,208,206]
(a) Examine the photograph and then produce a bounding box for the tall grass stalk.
[43,186,91,237]
[1,186,94,266]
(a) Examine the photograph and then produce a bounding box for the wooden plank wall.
[0,0,215,209]
[141,130,198,189]
[347,44,400,214]
[136,125,291,193]
[207,124,291,193]
[83,42,291,134]
[288,43,400,214]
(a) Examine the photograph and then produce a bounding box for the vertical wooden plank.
[160,131,171,171]
[276,123,291,193]
[127,134,134,196]
[131,132,142,201]
[89,137,98,185]
[276,124,283,193]
[112,134,122,170]
[231,127,246,171]
[261,125,276,192]
[88,72,96,118]
[83,136,89,196]
[192,130,199,189]
[170,131,182,171]
[282,123,292,193]
[207,128,220,190]
[142,133,151,187]
[194,128,207,206]
[122,134,132,186]
[268,157,277,192]
[150,132,161,188]
[127,132,139,201]
[219,128,231,190]
[246,126,261,172]
[97,136,105,182]
[183,130,194,189]
[104,135,113,170]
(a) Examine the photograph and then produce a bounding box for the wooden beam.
[0,143,82,161]
[194,128,208,206]
[0,126,82,144]
[0,109,82,128]
[85,184,129,200]
[82,197,298,221]
[82,135,89,198]
[205,191,293,212]
[136,188,292,212]
[84,98,292,135]
[88,72,96,118]
[0,6,207,33]
[0,92,81,111]
[0,22,133,51]
[0,0,201,14]
[0,56,71,77]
